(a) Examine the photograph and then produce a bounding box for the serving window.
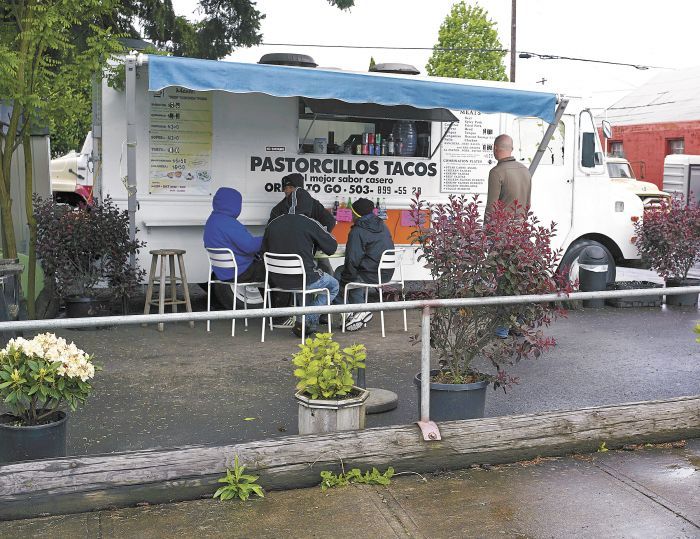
[297,98,457,159]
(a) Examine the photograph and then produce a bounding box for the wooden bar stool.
[143,249,194,331]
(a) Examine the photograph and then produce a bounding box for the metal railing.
[0,285,698,440]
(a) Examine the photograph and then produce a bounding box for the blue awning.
[147,55,557,124]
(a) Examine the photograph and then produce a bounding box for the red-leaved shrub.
[410,194,569,390]
[632,196,700,283]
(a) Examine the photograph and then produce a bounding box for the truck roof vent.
[259,53,317,68]
[370,63,420,75]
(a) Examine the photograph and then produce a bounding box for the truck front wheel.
[558,239,616,284]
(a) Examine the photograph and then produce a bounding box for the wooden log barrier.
[1,396,698,521]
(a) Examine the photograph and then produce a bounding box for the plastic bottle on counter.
[332,196,339,217]
[392,121,417,157]
[378,198,388,220]
[347,196,352,210]
[387,133,395,156]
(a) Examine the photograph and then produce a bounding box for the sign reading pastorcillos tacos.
[149,88,212,194]
[249,154,438,197]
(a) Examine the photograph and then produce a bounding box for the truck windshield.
[607,162,634,179]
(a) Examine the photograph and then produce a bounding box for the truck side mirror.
[601,120,612,139]
[582,132,596,168]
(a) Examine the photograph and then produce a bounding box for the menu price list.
[149,88,213,195]
[440,110,500,194]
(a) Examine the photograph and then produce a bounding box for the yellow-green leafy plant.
[213,455,264,502]
[293,333,366,400]
[695,323,699,343]
[320,467,394,491]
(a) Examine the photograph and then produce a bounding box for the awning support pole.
[431,122,454,159]
[299,113,317,152]
[125,55,138,266]
[528,98,569,176]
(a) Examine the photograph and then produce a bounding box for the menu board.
[149,88,212,194]
[439,110,501,193]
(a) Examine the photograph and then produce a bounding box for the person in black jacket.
[268,173,336,233]
[263,188,339,337]
[334,198,394,332]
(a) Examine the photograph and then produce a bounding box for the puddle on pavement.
[665,463,697,479]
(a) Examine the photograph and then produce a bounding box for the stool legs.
[169,254,178,314]
[144,251,194,332]
[158,254,166,332]
[177,253,194,328]
[143,255,158,324]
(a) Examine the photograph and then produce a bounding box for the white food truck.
[94,53,643,301]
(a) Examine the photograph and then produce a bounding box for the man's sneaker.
[345,311,373,332]
[292,321,318,338]
[272,316,295,329]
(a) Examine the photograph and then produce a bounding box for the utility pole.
[510,0,516,82]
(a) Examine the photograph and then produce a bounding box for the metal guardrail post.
[416,305,441,441]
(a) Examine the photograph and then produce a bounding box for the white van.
[663,154,700,205]
[606,156,668,207]
[49,132,94,206]
[94,54,644,296]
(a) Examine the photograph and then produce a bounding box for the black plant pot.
[65,296,109,318]
[665,278,700,307]
[0,411,67,464]
[605,281,663,308]
[414,370,489,421]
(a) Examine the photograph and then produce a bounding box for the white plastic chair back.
[206,248,238,277]
[378,248,405,285]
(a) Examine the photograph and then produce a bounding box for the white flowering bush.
[0,333,97,426]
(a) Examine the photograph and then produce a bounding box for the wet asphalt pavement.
[38,285,699,457]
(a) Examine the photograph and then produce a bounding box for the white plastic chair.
[261,253,332,344]
[342,248,407,338]
[205,248,264,337]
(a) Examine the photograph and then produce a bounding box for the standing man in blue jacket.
[204,187,293,327]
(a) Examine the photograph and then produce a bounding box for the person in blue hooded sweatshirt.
[204,187,264,283]
[204,187,294,327]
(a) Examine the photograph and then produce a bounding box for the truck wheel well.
[53,192,87,207]
[576,233,624,264]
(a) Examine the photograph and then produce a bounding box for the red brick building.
[603,66,700,190]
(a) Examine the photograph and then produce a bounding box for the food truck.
[95,53,643,302]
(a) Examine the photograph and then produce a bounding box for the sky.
[171,0,700,111]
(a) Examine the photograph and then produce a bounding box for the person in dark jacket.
[268,173,336,233]
[203,187,263,282]
[334,198,394,332]
[263,188,339,336]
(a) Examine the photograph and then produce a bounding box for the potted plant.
[0,333,97,463]
[409,195,569,421]
[632,196,700,306]
[292,333,369,435]
[33,196,146,317]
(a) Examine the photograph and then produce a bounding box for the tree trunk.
[0,106,21,260]
[23,133,36,318]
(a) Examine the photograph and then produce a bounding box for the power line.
[262,42,505,52]
[259,42,670,71]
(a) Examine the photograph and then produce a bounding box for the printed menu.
[439,110,501,194]
[149,88,212,194]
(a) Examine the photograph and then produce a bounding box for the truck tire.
[558,239,616,284]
